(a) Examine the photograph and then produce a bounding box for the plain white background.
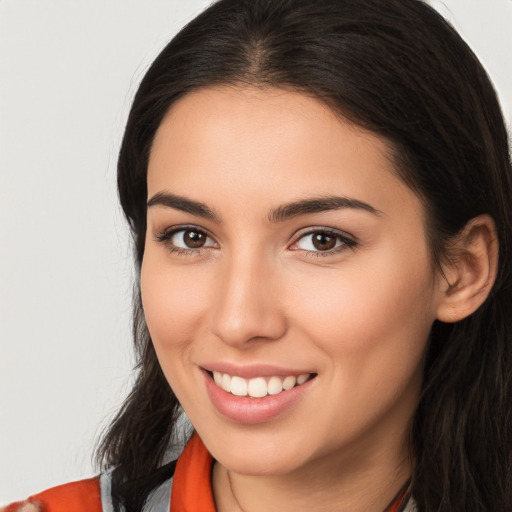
[1,0,511,504]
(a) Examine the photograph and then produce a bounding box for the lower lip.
[203,370,315,424]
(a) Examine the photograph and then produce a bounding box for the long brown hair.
[97,1,512,510]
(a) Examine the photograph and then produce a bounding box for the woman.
[5,0,511,510]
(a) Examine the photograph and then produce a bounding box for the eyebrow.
[147,192,381,223]
[147,192,219,221]
[268,196,382,222]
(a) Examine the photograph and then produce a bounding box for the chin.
[200,426,314,476]
[220,451,304,477]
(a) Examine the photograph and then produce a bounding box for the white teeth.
[248,377,267,398]
[267,376,283,395]
[211,371,311,398]
[297,373,309,385]
[221,373,231,392]
[282,375,297,390]
[214,371,223,386]
[230,376,248,396]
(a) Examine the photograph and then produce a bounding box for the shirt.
[3,434,416,511]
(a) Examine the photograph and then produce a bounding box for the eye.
[155,226,217,253]
[171,228,214,249]
[292,229,356,254]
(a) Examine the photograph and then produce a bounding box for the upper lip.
[200,362,316,379]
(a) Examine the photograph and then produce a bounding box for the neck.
[212,438,412,512]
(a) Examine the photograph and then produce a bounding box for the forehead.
[147,86,421,220]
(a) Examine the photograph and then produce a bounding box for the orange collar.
[170,433,216,512]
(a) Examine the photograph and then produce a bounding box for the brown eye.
[293,229,355,254]
[183,230,206,248]
[312,233,337,251]
[165,228,216,251]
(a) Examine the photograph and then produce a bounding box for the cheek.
[289,245,436,368]
[140,253,217,407]
[140,253,210,355]
[284,250,436,442]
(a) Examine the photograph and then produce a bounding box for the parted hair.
[97,1,512,510]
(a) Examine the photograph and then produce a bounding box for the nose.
[210,250,287,347]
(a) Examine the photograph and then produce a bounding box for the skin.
[141,86,447,512]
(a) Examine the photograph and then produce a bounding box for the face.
[142,86,443,478]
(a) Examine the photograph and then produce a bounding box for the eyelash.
[154,225,358,258]
[290,228,358,257]
[155,225,217,257]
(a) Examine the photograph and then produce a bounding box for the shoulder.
[2,478,101,512]
[2,434,208,512]
[2,471,175,512]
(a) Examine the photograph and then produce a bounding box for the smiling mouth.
[208,371,316,398]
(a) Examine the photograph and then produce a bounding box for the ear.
[436,214,498,323]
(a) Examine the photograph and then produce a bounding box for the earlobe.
[436,214,498,323]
